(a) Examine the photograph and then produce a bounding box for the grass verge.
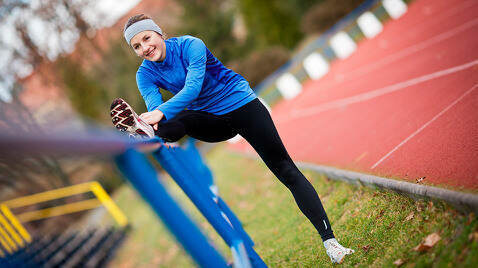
[107,145,478,267]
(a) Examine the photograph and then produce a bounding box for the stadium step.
[0,227,129,268]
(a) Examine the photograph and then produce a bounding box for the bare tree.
[0,0,102,196]
[0,83,72,195]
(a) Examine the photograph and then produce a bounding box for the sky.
[0,0,141,102]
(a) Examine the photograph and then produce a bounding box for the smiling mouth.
[146,48,155,57]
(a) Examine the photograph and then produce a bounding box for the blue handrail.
[0,129,265,267]
[115,148,228,267]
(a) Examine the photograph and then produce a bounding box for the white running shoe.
[110,98,155,139]
[324,238,354,264]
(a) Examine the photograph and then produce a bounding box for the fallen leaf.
[416,176,426,183]
[413,243,428,252]
[388,221,395,228]
[362,245,372,253]
[413,233,441,252]
[423,233,441,247]
[467,212,475,225]
[468,232,478,242]
[393,258,405,266]
[416,202,424,212]
[457,247,469,262]
[406,212,414,221]
[376,209,385,219]
[427,201,434,210]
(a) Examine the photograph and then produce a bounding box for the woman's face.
[130,30,166,62]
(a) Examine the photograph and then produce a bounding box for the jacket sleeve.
[136,68,164,112]
[157,37,206,120]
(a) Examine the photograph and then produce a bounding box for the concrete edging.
[297,162,478,214]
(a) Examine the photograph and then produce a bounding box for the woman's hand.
[139,109,164,130]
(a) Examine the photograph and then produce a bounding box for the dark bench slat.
[85,229,128,268]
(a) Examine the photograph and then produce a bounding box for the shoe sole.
[110,98,154,138]
[331,250,354,264]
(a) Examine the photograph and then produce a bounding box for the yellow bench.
[0,181,127,256]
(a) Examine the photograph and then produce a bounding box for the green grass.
[106,145,478,267]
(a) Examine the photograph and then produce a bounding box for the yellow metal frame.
[0,181,127,254]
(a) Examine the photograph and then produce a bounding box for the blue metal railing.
[153,141,264,267]
[116,148,228,267]
[0,130,265,267]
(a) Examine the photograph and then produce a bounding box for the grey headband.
[124,19,163,45]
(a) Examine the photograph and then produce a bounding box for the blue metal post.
[216,198,255,248]
[153,146,267,268]
[174,143,255,248]
[115,149,227,268]
[184,138,214,188]
[152,147,240,246]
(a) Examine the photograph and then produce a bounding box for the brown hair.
[124,14,151,32]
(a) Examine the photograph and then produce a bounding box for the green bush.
[58,38,147,122]
[238,0,298,49]
[229,46,290,88]
[57,57,107,120]
[90,40,146,116]
[301,0,365,34]
[176,0,252,64]
[237,0,325,49]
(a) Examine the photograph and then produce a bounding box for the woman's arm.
[137,69,165,130]
[155,37,207,121]
[136,69,164,112]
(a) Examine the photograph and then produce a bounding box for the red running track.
[230,0,478,191]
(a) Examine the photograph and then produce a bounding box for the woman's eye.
[145,36,150,40]
[134,45,139,50]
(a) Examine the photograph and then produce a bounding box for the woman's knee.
[156,121,186,142]
[271,160,303,187]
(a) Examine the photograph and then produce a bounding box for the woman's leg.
[227,99,335,241]
[155,110,237,143]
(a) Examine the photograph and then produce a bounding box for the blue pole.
[217,198,254,248]
[175,143,255,248]
[115,149,227,268]
[154,146,267,268]
[152,147,240,246]
[184,138,214,188]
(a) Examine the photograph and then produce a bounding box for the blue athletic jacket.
[136,35,256,120]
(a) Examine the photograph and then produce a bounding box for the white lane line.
[371,83,478,169]
[346,17,478,81]
[285,59,478,121]
[311,12,478,93]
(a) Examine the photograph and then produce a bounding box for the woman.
[111,14,354,264]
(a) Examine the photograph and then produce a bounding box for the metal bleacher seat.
[0,181,129,267]
[1,227,129,267]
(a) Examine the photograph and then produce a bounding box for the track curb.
[297,162,478,214]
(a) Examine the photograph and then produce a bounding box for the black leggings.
[156,98,334,241]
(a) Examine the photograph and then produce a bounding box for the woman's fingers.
[139,110,163,125]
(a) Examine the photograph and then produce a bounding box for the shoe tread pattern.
[110,98,144,137]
